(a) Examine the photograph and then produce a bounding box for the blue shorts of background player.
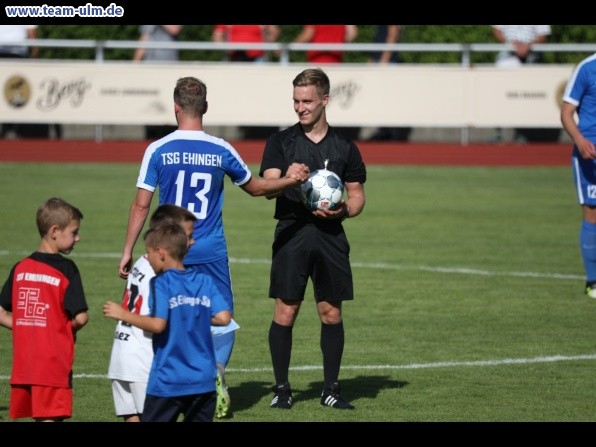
[572,145,596,293]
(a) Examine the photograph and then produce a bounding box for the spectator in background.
[0,24,38,58]
[294,25,358,64]
[492,25,551,66]
[367,25,411,142]
[0,25,57,139]
[133,25,183,141]
[133,25,182,63]
[369,25,401,64]
[212,25,281,139]
[212,25,280,62]
[491,25,557,143]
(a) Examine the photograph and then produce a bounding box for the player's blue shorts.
[268,220,353,302]
[572,146,596,206]
[184,257,234,313]
[142,392,216,422]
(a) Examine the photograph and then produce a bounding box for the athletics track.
[0,139,571,166]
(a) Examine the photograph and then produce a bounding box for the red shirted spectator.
[212,25,280,62]
[294,25,358,64]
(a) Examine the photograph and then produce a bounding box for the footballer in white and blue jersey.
[135,129,248,370]
[564,54,596,149]
[562,53,596,293]
[137,129,251,269]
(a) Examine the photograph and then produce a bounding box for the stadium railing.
[4,39,596,65]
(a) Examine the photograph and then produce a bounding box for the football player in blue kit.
[561,53,596,299]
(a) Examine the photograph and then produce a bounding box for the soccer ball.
[300,169,344,211]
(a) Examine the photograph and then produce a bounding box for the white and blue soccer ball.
[300,169,344,211]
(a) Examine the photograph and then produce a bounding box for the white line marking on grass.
[350,262,584,280]
[228,354,596,373]
[2,354,593,381]
[237,258,584,281]
[0,252,583,280]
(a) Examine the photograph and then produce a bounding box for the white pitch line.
[1,354,594,381]
[227,353,596,372]
[0,252,584,281]
[350,262,584,280]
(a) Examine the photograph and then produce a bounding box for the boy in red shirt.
[0,197,89,421]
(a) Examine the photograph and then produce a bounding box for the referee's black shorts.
[268,220,353,302]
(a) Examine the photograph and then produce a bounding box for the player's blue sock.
[213,330,235,368]
[580,220,596,284]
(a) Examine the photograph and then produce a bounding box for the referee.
[260,68,367,410]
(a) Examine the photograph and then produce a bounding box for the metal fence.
[3,39,596,65]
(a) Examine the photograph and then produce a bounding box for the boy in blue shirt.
[104,222,231,422]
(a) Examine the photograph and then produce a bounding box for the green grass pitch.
[0,162,595,422]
